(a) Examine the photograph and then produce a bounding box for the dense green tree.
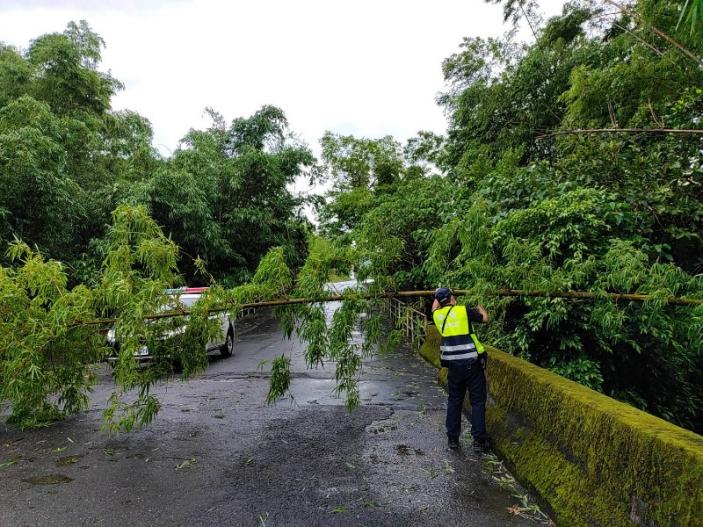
[130,106,314,285]
[26,20,121,117]
[320,132,404,189]
[319,133,433,238]
[0,22,158,281]
[0,24,312,286]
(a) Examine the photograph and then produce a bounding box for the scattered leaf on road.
[396,444,412,455]
[345,462,355,470]
[175,458,196,470]
[0,460,17,469]
[56,455,81,467]
[331,506,347,513]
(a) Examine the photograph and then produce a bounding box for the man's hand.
[431,288,443,312]
[477,304,489,323]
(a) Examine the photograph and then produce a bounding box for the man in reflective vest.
[432,287,489,452]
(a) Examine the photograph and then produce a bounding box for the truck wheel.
[220,326,235,358]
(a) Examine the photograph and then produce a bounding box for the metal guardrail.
[383,297,428,348]
[237,307,258,319]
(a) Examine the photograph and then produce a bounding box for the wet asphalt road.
[0,293,534,527]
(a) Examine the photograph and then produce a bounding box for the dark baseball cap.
[434,287,452,303]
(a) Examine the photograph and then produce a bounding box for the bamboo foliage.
[0,205,295,431]
[2,210,701,429]
[677,0,703,35]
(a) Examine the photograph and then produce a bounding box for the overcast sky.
[1,0,567,158]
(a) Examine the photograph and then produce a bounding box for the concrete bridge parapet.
[415,325,703,527]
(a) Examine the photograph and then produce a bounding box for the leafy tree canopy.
[319,0,703,431]
[127,106,315,285]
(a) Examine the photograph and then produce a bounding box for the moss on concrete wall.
[418,326,703,527]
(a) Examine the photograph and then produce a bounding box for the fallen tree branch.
[75,288,703,328]
[393,289,702,306]
[536,128,703,139]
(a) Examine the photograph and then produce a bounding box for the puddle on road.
[22,474,73,485]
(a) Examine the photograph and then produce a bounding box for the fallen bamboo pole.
[75,288,702,328]
[536,128,703,139]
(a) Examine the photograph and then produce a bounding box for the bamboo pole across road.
[76,288,702,328]
[535,128,703,139]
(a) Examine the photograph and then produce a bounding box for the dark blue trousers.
[446,361,487,441]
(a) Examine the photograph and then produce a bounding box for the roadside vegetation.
[315,0,703,431]
[0,21,312,286]
[1,0,702,433]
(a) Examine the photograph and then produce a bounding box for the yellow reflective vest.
[432,305,485,366]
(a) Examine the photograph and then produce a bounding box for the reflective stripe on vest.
[432,305,480,362]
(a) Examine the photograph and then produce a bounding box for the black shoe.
[472,438,490,453]
[448,437,460,450]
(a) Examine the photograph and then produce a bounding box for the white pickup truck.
[106,287,235,363]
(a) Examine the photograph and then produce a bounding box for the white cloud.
[0,0,567,158]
